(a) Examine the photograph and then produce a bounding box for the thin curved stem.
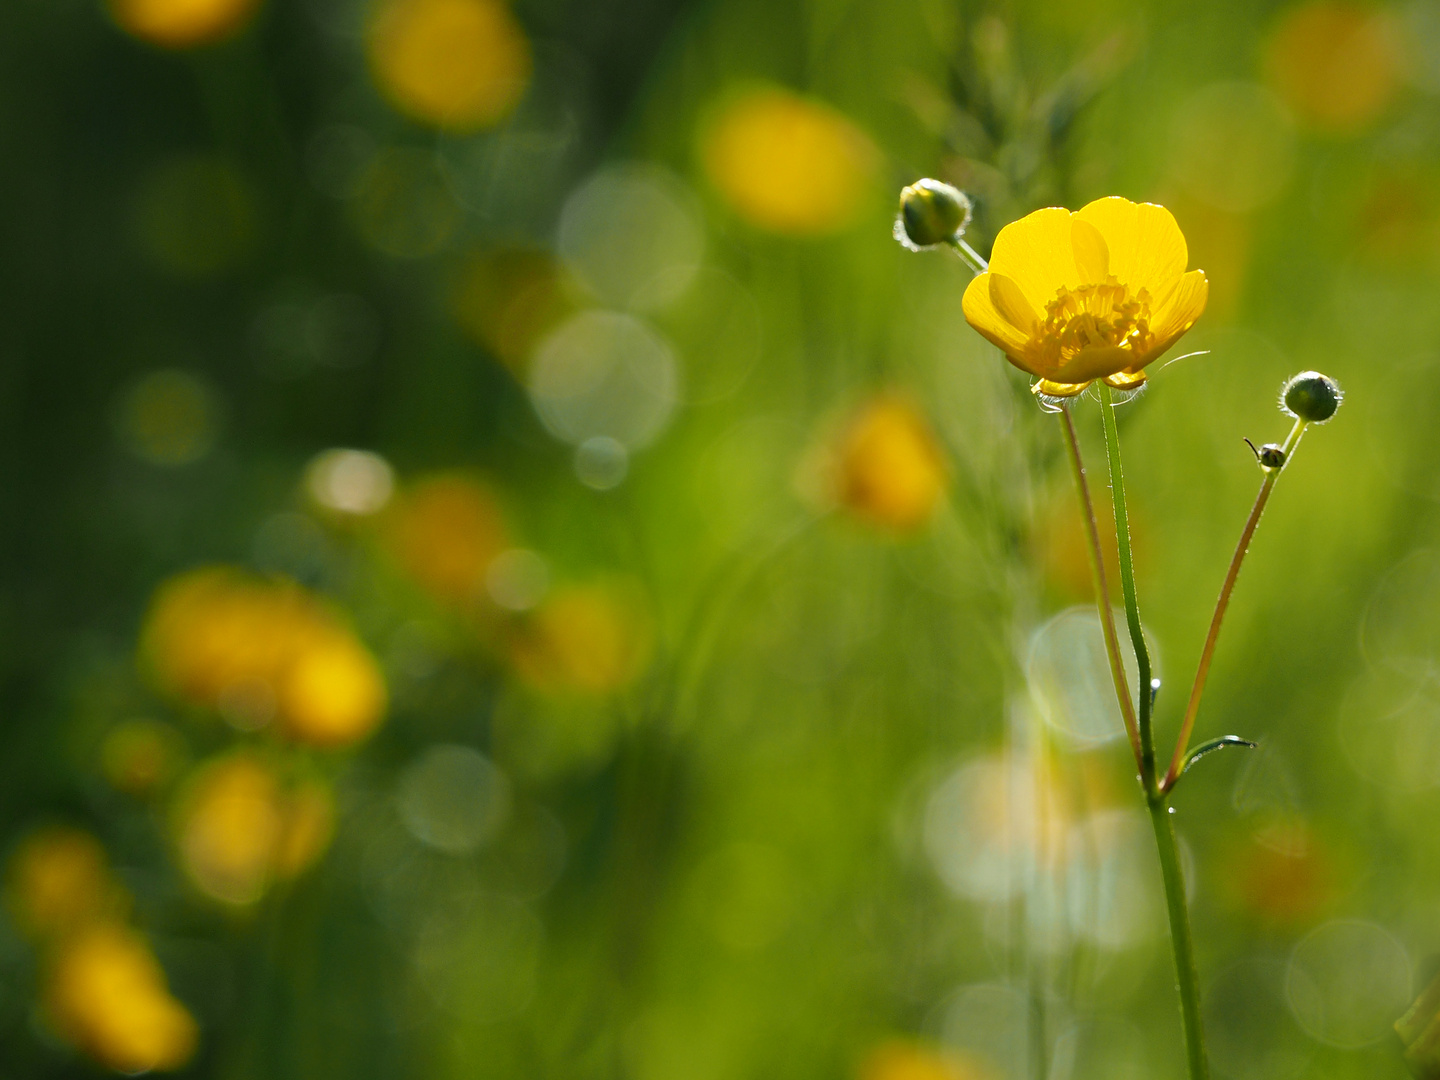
[1057,406,1141,766]
[1097,383,1157,793]
[1161,417,1308,792]
[947,236,988,274]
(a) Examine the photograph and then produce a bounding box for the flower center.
[1035,277,1153,367]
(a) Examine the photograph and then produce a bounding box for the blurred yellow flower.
[834,397,948,533]
[963,196,1209,398]
[368,0,532,132]
[102,720,184,796]
[509,583,651,694]
[45,924,197,1074]
[7,828,127,941]
[108,0,261,48]
[1265,1,1403,134]
[860,1039,986,1080]
[277,632,388,747]
[174,753,335,905]
[700,85,877,236]
[142,567,387,748]
[1225,824,1336,925]
[386,475,510,604]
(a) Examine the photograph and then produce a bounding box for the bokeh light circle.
[1027,606,1147,747]
[306,448,395,515]
[557,164,704,311]
[1361,548,1440,676]
[1285,919,1410,1048]
[396,744,512,854]
[115,369,221,466]
[574,436,629,490]
[529,311,679,449]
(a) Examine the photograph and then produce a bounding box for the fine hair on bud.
[1281,371,1342,423]
[895,179,971,251]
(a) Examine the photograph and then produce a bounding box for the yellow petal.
[988,273,1039,334]
[1074,197,1187,298]
[1142,269,1209,363]
[1033,379,1091,398]
[987,207,1082,313]
[961,272,1031,356]
[1103,370,1148,390]
[1070,217,1109,284]
[1051,344,1132,385]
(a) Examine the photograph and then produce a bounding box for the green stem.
[1057,406,1141,765]
[1148,798,1209,1080]
[1161,417,1308,791]
[1096,384,1208,1080]
[1096,383,1156,793]
[947,236,989,275]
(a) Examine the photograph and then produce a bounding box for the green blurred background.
[1,0,1437,1077]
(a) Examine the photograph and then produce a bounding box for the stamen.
[1031,275,1154,371]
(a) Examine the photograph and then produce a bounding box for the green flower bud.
[895,179,971,251]
[1281,371,1342,423]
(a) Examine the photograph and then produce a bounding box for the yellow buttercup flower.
[962,196,1208,398]
[44,924,198,1073]
[859,1039,987,1080]
[508,582,651,694]
[367,0,531,132]
[834,397,948,533]
[109,0,262,49]
[700,85,876,236]
[173,753,337,905]
[7,828,127,940]
[141,566,388,747]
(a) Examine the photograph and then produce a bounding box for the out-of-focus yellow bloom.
[700,85,877,236]
[174,753,335,905]
[451,249,574,373]
[509,583,651,694]
[963,197,1209,398]
[833,397,948,533]
[7,828,127,940]
[1355,173,1440,262]
[1225,824,1336,925]
[176,754,282,905]
[102,720,183,796]
[860,1039,987,1080]
[276,632,388,747]
[367,0,531,132]
[1265,1,1403,134]
[385,475,510,604]
[108,0,261,48]
[141,567,387,748]
[1037,486,1146,602]
[45,924,197,1074]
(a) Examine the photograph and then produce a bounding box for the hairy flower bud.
[1281,371,1342,423]
[895,179,971,250]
